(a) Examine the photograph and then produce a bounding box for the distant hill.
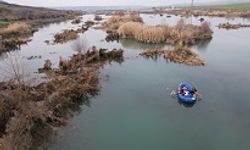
[0,0,8,4]
[0,1,81,26]
[55,6,145,12]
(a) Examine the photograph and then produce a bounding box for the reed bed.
[117,19,213,45]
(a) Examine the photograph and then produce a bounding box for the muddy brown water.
[1,14,250,150]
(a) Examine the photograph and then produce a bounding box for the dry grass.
[117,22,143,38]
[102,12,143,30]
[139,46,205,66]
[135,26,166,44]
[117,19,213,44]
[118,22,166,44]
[0,22,32,35]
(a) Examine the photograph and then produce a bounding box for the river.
[1,14,250,150]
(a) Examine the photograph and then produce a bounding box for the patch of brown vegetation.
[85,20,95,28]
[94,15,103,21]
[53,20,94,44]
[102,11,143,31]
[140,46,205,66]
[164,46,205,66]
[218,22,250,29]
[53,29,79,44]
[105,30,120,42]
[0,48,124,150]
[71,17,81,24]
[116,19,213,45]
[0,22,36,54]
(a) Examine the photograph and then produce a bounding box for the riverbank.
[0,48,123,150]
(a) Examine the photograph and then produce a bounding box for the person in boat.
[178,85,187,96]
[190,87,203,100]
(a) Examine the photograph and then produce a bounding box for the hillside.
[0,1,81,26]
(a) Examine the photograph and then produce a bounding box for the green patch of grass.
[0,19,9,25]
[194,3,250,10]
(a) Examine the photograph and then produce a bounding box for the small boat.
[176,82,197,104]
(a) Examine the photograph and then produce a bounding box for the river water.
[1,14,250,150]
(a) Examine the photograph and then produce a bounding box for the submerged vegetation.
[140,45,205,66]
[0,47,124,150]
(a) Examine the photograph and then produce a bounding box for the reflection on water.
[177,99,195,108]
[120,39,165,50]
[194,39,212,50]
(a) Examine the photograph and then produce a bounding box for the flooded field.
[1,14,250,150]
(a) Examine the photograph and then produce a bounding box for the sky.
[3,0,246,7]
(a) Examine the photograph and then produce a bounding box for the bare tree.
[0,52,25,86]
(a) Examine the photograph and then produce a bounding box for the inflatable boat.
[176,82,197,104]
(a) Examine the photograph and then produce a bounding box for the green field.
[177,2,250,10]
[194,3,250,10]
[0,19,8,25]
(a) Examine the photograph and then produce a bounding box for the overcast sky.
[3,0,242,7]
